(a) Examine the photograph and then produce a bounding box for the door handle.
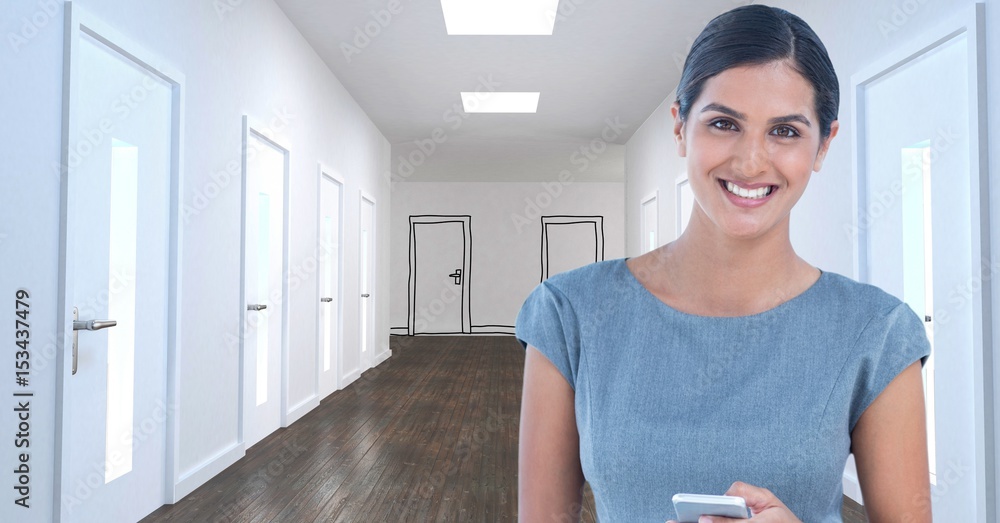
[321,297,333,303]
[72,307,118,376]
[73,319,118,331]
[247,304,268,311]
[361,293,370,298]
[448,268,462,285]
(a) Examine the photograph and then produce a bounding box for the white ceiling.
[273,0,752,182]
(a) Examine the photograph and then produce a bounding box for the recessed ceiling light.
[440,0,560,35]
[461,92,540,113]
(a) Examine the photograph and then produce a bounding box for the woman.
[515,5,932,523]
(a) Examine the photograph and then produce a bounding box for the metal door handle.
[72,307,117,376]
[361,293,370,298]
[321,297,333,303]
[73,319,118,331]
[247,304,268,311]
[448,268,462,285]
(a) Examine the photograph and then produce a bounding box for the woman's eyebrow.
[700,103,812,127]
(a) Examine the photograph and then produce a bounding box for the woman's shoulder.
[541,258,627,296]
[813,269,914,322]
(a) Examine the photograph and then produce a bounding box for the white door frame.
[238,115,292,442]
[55,2,187,514]
[640,190,659,254]
[317,164,345,395]
[359,190,377,369]
[406,215,473,335]
[850,4,992,520]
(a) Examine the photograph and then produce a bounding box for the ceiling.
[273,0,752,182]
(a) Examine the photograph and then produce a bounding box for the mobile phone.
[671,493,751,522]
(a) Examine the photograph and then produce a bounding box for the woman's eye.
[711,120,736,131]
[773,126,800,138]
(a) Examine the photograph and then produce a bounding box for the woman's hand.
[666,481,802,523]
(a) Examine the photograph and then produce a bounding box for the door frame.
[849,4,992,520]
[640,189,659,254]
[359,191,378,365]
[55,2,187,514]
[539,215,604,282]
[406,215,473,336]
[317,164,345,395]
[238,115,292,443]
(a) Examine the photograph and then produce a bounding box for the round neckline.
[619,257,826,320]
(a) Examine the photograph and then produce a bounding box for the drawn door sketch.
[408,215,472,335]
[540,215,605,281]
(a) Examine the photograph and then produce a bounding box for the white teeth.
[725,181,772,200]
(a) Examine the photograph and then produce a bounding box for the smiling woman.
[516,5,932,523]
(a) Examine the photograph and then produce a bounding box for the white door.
[360,194,376,369]
[318,173,343,397]
[412,221,466,334]
[858,17,986,520]
[242,128,287,448]
[641,193,658,253]
[57,12,176,523]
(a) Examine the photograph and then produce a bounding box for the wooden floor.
[143,335,867,522]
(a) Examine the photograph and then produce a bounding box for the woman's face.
[672,60,839,242]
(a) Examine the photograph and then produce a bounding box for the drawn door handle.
[448,268,462,285]
[321,297,333,303]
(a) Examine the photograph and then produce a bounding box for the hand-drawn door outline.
[408,215,473,335]
[540,215,605,282]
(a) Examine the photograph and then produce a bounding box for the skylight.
[461,92,540,113]
[440,0,561,36]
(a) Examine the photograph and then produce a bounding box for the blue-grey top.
[514,257,930,522]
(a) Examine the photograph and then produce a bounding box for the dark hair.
[675,5,839,139]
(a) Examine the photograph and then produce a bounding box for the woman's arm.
[850,361,932,522]
[519,345,586,522]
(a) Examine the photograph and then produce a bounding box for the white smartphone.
[671,493,751,522]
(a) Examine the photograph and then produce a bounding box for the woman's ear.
[671,102,687,158]
[813,119,840,172]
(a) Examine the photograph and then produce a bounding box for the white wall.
[626,96,684,257]
[390,181,625,335]
[625,0,998,515]
[0,0,390,520]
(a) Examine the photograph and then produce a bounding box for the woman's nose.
[733,134,769,177]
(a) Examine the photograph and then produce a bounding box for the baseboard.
[284,395,319,426]
[341,368,360,388]
[172,442,245,502]
[374,348,392,365]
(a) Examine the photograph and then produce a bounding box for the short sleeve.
[848,302,932,432]
[514,280,582,391]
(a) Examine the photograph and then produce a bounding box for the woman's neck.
[636,214,816,316]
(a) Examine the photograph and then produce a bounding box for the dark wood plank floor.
[142,335,867,522]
